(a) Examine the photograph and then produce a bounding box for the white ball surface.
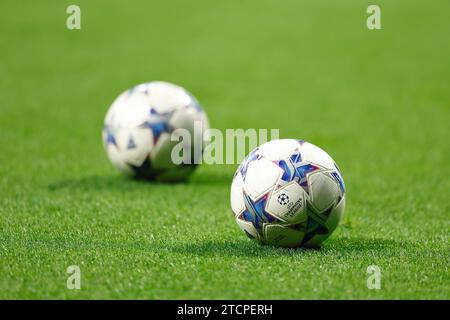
[103,81,209,181]
[230,139,346,248]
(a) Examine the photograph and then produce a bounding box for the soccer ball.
[103,81,209,181]
[230,139,346,248]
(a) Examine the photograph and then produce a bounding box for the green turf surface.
[0,0,449,299]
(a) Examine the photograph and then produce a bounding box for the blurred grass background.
[0,0,448,298]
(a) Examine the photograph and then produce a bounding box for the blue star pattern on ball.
[332,162,345,193]
[103,124,118,148]
[139,108,172,145]
[331,171,345,194]
[127,136,137,150]
[277,152,320,195]
[236,149,260,180]
[240,192,277,232]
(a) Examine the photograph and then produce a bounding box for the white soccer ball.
[103,81,209,181]
[230,139,346,248]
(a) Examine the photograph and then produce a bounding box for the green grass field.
[0,0,449,299]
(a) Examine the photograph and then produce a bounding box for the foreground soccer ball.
[230,139,346,248]
[103,81,209,181]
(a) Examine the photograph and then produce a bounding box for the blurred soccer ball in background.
[230,139,346,248]
[103,81,209,181]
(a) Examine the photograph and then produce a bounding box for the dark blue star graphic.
[331,171,345,193]
[139,108,172,145]
[127,136,137,150]
[104,125,118,148]
[240,192,277,232]
[139,121,169,144]
[277,152,320,195]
